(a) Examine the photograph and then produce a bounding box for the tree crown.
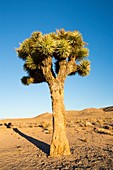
[17,29,90,85]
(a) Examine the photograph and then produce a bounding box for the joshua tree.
[16,29,90,157]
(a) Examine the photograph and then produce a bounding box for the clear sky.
[0,0,113,118]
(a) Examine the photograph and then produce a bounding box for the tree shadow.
[13,128,50,155]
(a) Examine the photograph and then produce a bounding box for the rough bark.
[41,57,77,157]
[49,81,71,157]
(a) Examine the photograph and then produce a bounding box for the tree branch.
[56,57,77,82]
[66,57,77,76]
[40,56,54,84]
[32,70,46,83]
[57,60,67,82]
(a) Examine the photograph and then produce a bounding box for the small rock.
[17,145,21,148]
[79,138,87,142]
[94,127,113,136]
[85,122,93,127]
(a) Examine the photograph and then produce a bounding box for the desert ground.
[0,106,113,170]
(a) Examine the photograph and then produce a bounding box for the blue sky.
[0,0,113,118]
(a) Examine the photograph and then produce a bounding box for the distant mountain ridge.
[32,106,113,119]
[103,106,113,112]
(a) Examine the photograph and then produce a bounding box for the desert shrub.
[39,121,51,134]
[4,122,12,128]
[28,125,33,128]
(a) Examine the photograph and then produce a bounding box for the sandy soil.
[0,107,113,170]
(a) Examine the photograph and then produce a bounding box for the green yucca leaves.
[16,39,32,60]
[25,55,37,70]
[31,31,42,41]
[55,39,71,59]
[34,34,55,56]
[77,60,90,76]
[17,28,90,85]
[76,48,89,61]
[21,76,34,85]
[66,31,83,47]
[17,29,89,62]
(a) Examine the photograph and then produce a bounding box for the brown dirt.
[0,107,113,170]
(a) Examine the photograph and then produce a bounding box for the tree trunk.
[49,82,71,157]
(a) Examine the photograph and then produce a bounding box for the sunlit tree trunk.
[49,81,71,157]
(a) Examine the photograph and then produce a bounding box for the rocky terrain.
[0,106,113,170]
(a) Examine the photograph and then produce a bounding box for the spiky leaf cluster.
[34,34,55,56]
[25,55,37,70]
[55,39,71,59]
[21,76,34,85]
[77,60,90,76]
[17,29,90,85]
